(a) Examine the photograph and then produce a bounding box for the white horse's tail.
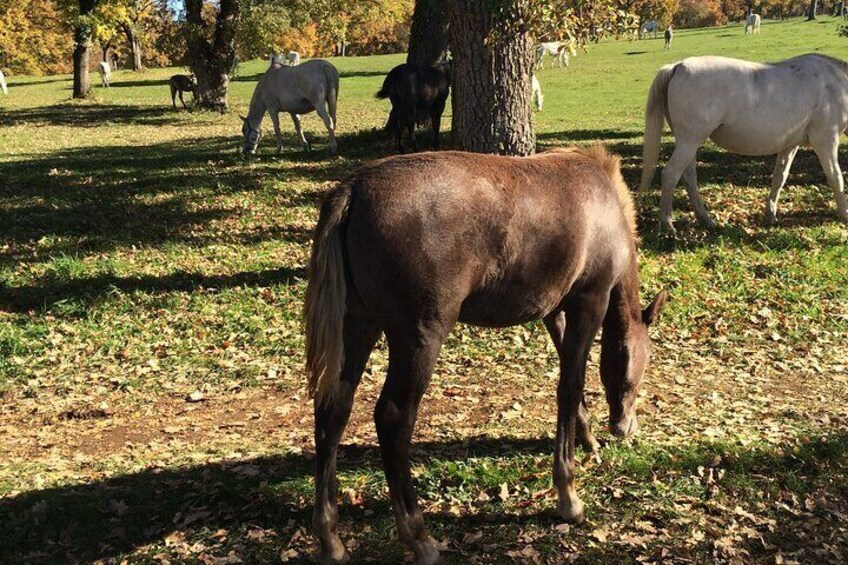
[639,63,676,192]
[324,63,339,125]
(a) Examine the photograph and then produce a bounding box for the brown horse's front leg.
[544,313,600,454]
[551,293,607,523]
[375,331,444,565]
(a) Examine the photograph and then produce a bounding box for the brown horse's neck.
[603,254,642,339]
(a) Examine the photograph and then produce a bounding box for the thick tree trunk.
[72,0,98,99]
[123,24,145,71]
[448,0,535,156]
[407,0,449,67]
[807,0,818,19]
[185,0,240,112]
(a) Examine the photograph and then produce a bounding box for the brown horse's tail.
[305,182,352,405]
[639,63,676,192]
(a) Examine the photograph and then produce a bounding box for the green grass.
[1,16,847,564]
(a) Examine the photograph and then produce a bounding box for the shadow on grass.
[0,103,178,127]
[0,265,307,314]
[0,129,369,258]
[0,431,846,563]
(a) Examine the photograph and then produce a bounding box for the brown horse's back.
[341,148,636,328]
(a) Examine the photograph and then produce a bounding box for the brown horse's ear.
[239,114,247,122]
[642,289,668,326]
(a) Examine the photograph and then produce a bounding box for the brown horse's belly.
[458,286,564,328]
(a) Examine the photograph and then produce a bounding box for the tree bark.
[807,0,818,19]
[407,0,449,67]
[72,0,98,99]
[185,0,240,112]
[448,0,535,156]
[122,23,145,71]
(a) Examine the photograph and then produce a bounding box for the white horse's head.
[241,115,261,155]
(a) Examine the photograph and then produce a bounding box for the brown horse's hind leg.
[375,325,447,565]
[543,312,601,453]
[313,298,381,565]
[547,290,609,523]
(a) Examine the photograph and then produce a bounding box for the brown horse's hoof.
[411,536,441,564]
[558,497,586,524]
[317,535,349,564]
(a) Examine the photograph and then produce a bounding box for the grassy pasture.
[1,16,847,564]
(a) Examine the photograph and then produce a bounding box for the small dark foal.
[169,74,197,110]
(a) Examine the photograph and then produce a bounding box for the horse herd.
[294,48,848,562]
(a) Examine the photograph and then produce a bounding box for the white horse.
[98,61,112,87]
[531,75,543,110]
[0,70,7,95]
[640,21,659,39]
[287,51,301,66]
[241,59,339,155]
[640,54,848,232]
[534,42,570,69]
[745,14,761,34]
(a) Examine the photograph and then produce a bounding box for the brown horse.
[305,145,667,564]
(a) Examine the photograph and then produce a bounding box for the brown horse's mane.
[542,145,637,237]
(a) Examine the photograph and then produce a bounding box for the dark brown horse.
[305,145,667,564]
[376,62,451,153]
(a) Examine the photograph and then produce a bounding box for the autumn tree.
[184,0,240,111]
[806,0,818,19]
[0,0,71,75]
[625,0,680,27]
[59,0,101,98]
[237,0,291,61]
[449,0,637,156]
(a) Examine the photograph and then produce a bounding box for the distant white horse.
[270,53,286,67]
[534,42,569,69]
[640,21,659,39]
[287,51,301,66]
[640,54,848,231]
[0,70,7,95]
[531,75,543,111]
[98,61,112,87]
[241,59,339,155]
[745,14,761,34]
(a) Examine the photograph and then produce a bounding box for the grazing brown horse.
[305,145,667,564]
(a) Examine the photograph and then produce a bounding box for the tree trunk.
[123,23,145,71]
[448,0,535,156]
[407,0,449,67]
[807,0,818,19]
[72,0,98,99]
[185,0,240,112]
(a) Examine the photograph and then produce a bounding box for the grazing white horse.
[640,21,659,39]
[241,59,339,155]
[531,75,543,111]
[640,54,848,231]
[534,42,570,69]
[98,61,112,87]
[0,70,7,95]
[287,51,301,66]
[745,14,761,34]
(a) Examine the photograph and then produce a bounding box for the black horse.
[376,62,451,153]
[169,74,197,110]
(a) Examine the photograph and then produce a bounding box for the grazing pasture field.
[1,17,847,564]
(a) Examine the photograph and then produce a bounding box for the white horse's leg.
[269,110,283,154]
[660,142,700,233]
[314,101,337,155]
[810,133,848,223]
[681,160,715,228]
[764,146,799,226]
[290,113,310,152]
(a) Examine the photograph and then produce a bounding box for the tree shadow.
[108,78,171,88]
[1,431,845,563]
[0,265,307,314]
[0,103,177,127]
